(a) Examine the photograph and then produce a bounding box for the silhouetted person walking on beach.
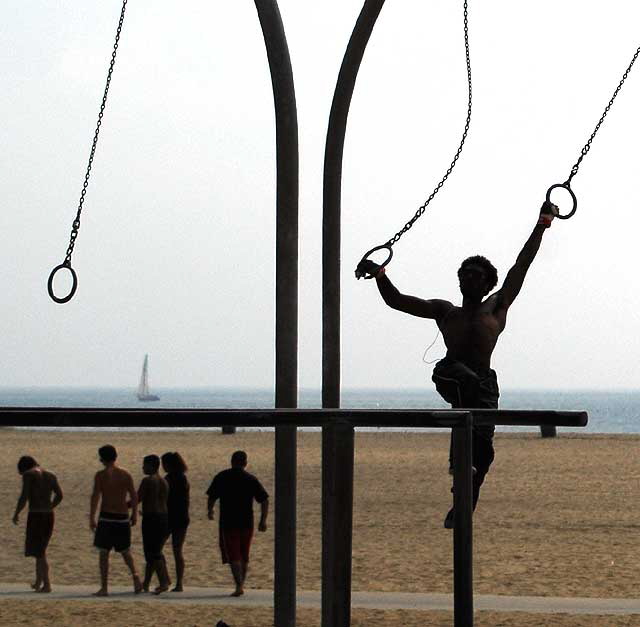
[12,456,63,593]
[162,451,190,592]
[90,444,142,596]
[138,454,171,594]
[360,202,558,527]
[206,450,269,597]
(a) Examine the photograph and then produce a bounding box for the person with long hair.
[161,451,189,592]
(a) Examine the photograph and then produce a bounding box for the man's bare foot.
[171,584,183,592]
[230,588,244,597]
[37,586,52,593]
[30,582,42,592]
[133,575,143,594]
[153,584,169,595]
[93,588,109,597]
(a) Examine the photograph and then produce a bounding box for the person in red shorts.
[206,450,269,597]
[12,456,63,593]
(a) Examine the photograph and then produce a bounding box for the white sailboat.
[137,354,160,401]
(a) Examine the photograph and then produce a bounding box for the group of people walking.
[13,446,269,597]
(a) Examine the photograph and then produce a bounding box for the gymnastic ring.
[545,182,577,220]
[47,262,78,303]
[355,244,393,280]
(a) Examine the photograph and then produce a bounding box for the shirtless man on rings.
[359,201,558,527]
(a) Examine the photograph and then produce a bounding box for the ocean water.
[1,387,639,433]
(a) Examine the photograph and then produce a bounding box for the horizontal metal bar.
[0,407,587,429]
[471,409,588,427]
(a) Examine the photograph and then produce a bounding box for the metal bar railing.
[0,407,588,429]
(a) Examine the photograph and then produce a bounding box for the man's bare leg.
[142,562,154,592]
[241,561,248,587]
[93,550,110,596]
[36,556,51,593]
[120,549,143,593]
[153,557,170,595]
[31,559,42,592]
[229,561,244,596]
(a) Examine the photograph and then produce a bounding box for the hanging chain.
[384,0,472,248]
[62,0,128,265]
[565,43,640,185]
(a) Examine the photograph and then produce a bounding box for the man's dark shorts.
[94,512,131,553]
[25,511,54,558]
[142,513,169,563]
[432,357,499,410]
[432,356,499,477]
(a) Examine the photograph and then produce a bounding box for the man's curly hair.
[458,255,498,293]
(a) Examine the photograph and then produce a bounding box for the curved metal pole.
[253,3,299,627]
[321,3,386,626]
[322,0,385,410]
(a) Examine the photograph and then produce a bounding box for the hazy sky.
[2,0,639,391]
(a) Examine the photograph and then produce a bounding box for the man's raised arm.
[359,260,452,320]
[496,202,557,312]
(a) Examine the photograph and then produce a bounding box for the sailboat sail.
[137,354,159,401]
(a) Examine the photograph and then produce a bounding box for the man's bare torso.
[23,469,58,512]
[95,466,133,515]
[438,295,507,371]
[139,475,168,515]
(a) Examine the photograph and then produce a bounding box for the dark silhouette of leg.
[230,561,244,596]
[36,556,51,592]
[171,527,187,591]
[153,555,170,594]
[94,550,110,596]
[121,549,142,593]
[142,562,154,592]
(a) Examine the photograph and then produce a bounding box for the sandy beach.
[1,429,639,625]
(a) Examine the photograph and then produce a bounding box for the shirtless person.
[90,444,142,596]
[12,456,63,592]
[137,454,170,594]
[359,202,558,527]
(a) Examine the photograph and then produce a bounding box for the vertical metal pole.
[322,420,355,627]
[452,413,474,627]
[322,3,386,626]
[253,3,299,626]
[540,425,557,438]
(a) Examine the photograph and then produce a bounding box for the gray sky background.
[2,0,639,391]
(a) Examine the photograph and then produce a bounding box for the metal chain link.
[383,0,472,249]
[62,0,128,265]
[565,43,640,185]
